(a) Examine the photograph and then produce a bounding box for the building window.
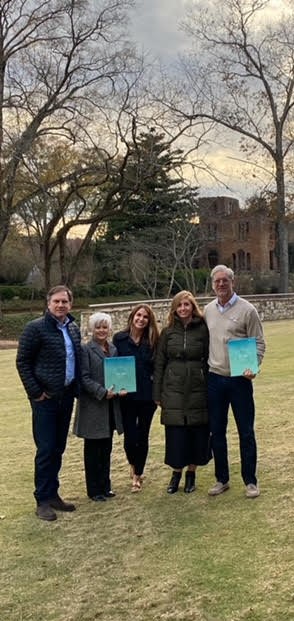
[224,201,233,216]
[232,253,236,270]
[238,221,249,241]
[207,223,217,240]
[208,250,218,268]
[238,249,246,270]
[246,253,251,271]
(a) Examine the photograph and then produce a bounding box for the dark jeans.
[31,388,75,504]
[84,437,113,498]
[120,400,156,476]
[208,372,257,485]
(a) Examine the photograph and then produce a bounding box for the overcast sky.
[129,1,253,203]
[130,0,188,62]
[128,1,284,204]
[130,0,283,62]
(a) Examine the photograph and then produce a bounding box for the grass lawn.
[0,320,293,621]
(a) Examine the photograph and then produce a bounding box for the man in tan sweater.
[204,265,265,498]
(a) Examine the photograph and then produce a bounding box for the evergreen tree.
[96,129,201,297]
[105,129,195,241]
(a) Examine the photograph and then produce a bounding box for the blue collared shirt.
[57,319,76,385]
[216,292,238,314]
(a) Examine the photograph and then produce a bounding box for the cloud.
[129,1,283,203]
[130,0,188,60]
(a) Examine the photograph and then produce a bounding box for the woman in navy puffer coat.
[113,304,159,492]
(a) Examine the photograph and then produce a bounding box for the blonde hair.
[126,304,159,349]
[167,290,203,327]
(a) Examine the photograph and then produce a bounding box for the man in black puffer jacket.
[16,285,81,521]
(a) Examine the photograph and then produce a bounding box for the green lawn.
[0,320,293,621]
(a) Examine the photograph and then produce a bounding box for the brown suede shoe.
[36,503,57,521]
[50,494,76,512]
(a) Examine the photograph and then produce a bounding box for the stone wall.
[80,293,294,340]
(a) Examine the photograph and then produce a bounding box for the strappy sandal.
[131,475,142,492]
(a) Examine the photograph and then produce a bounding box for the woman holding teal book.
[74,312,125,501]
[113,304,159,492]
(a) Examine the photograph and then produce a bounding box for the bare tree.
[169,0,294,291]
[0,0,136,261]
[15,105,209,290]
[121,197,203,299]
[15,134,137,289]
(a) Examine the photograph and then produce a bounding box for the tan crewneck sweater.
[204,296,266,376]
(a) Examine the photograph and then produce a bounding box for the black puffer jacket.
[16,311,81,400]
[153,316,209,426]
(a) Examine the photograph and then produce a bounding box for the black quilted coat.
[153,316,209,426]
[16,311,81,400]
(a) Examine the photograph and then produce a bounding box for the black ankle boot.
[167,471,182,494]
[184,471,196,493]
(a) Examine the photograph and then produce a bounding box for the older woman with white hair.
[74,312,125,502]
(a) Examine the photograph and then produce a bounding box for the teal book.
[104,356,137,393]
[227,337,258,376]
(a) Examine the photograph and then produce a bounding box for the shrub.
[0,311,81,340]
[0,285,44,301]
[0,313,41,340]
[93,281,135,297]
[172,268,210,294]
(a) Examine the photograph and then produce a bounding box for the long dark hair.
[126,304,159,349]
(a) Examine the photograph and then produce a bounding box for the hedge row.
[0,313,41,340]
[0,271,212,302]
[0,285,44,301]
[0,312,82,340]
[0,281,136,301]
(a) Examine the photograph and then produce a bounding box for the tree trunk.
[275,149,288,292]
[43,239,52,293]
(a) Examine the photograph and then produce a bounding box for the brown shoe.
[36,503,57,521]
[50,494,76,512]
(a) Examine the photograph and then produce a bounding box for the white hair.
[210,264,234,281]
[88,312,112,332]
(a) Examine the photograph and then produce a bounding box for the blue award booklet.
[104,356,137,393]
[227,337,258,376]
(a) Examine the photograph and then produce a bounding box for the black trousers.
[84,436,113,498]
[120,400,156,476]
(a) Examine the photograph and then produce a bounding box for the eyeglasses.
[213,279,231,285]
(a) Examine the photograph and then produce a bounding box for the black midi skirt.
[165,424,212,469]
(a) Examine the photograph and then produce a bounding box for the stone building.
[198,196,278,272]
